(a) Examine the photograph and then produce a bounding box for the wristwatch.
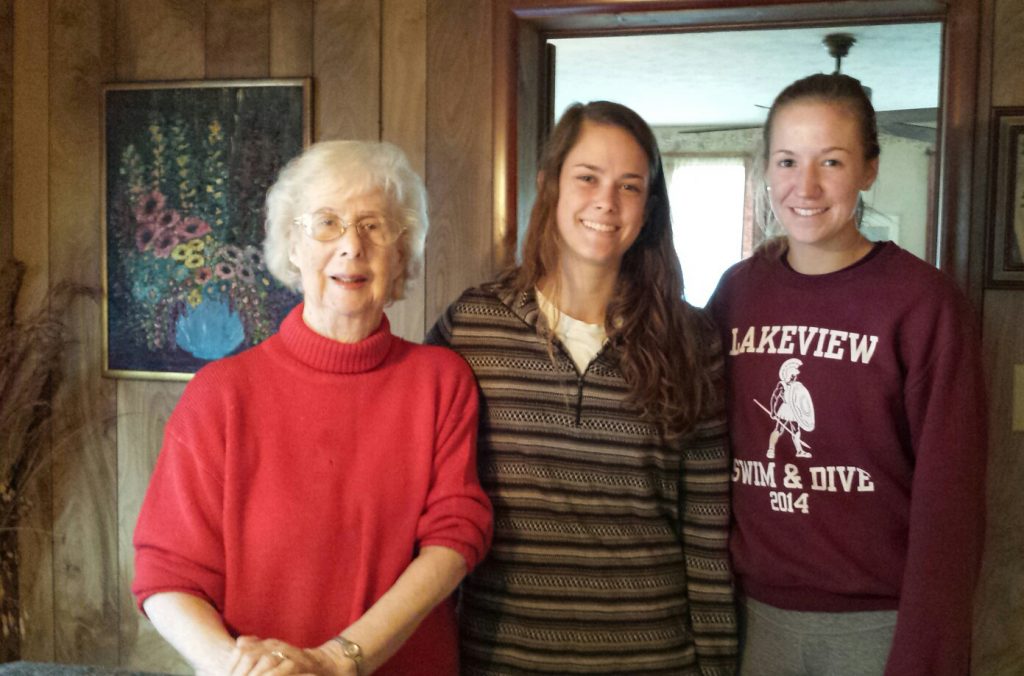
[333,635,363,675]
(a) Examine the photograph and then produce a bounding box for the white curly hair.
[263,140,428,301]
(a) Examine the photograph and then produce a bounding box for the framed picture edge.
[100,77,312,381]
[986,106,1024,289]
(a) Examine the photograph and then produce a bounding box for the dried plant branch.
[0,259,99,533]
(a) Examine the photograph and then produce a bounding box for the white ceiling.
[551,22,942,128]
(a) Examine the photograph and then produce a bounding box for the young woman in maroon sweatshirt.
[709,73,986,676]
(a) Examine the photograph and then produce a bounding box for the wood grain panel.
[270,0,313,78]
[992,0,1024,107]
[382,0,426,341]
[206,0,270,79]
[48,0,119,665]
[424,0,494,327]
[111,1,211,668]
[381,0,425,176]
[975,17,1024,675]
[12,1,54,660]
[313,0,380,141]
[11,0,50,313]
[1,0,11,260]
[116,381,188,674]
[974,290,1024,674]
[115,0,204,81]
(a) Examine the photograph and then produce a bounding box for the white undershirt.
[535,287,607,373]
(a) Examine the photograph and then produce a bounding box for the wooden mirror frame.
[492,0,983,300]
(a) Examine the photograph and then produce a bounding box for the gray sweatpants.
[739,597,898,676]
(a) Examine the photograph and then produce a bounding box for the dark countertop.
[0,663,171,675]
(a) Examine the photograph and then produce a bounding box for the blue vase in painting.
[175,299,245,360]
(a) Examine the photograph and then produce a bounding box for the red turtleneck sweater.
[133,305,492,675]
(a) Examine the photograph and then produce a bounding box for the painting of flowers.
[102,80,309,378]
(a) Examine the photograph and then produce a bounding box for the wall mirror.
[551,23,940,306]
[494,0,982,298]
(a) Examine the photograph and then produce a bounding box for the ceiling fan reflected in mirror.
[756,31,935,144]
[754,31,866,110]
[824,32,872,100]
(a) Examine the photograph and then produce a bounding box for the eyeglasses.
[294,209,406,247]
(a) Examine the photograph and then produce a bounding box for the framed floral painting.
[102,79,309,379]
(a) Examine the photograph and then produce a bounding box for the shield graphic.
[785,381,815,431]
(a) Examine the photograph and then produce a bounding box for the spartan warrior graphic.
[755,358,815,459]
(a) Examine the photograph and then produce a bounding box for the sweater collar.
[487,278,620,369]
[773,240,891,289]
[489,280,544,331]
[279,303,394,374]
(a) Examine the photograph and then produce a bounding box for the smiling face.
[289,183,402,342]
[554,120,650,275]
[766,100,879,261]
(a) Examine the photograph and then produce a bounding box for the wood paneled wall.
[7,1,491,671]
[6,0,1024,673]
[11,0,53,662]
[974,0,1024,673]
[0,0,11,260]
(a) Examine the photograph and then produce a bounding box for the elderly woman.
[132,140,493,676]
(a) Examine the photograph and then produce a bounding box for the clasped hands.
[216,635,357,676]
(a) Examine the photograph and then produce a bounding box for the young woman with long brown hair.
[429,101,737,675]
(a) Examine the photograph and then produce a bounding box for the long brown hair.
[512,101,716,439]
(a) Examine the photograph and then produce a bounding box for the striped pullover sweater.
[427,281,737,675]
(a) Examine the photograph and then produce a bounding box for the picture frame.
[101,79,310,380]
[987,107,1024,288]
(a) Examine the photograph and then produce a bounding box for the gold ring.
[270,650,286,660]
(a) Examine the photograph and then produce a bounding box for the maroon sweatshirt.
[709,242,986,676]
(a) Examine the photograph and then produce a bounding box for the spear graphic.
[753,398,812,450]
